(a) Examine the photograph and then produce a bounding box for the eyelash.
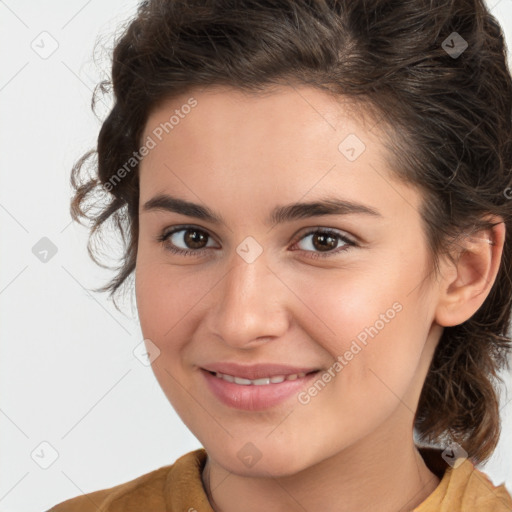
[156,225,357,260]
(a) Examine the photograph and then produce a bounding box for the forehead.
[139,85,423,221]
[142,84,377,154]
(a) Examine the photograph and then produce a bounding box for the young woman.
[48,0,512,510]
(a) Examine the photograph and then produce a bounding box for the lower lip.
[201,369,320,411]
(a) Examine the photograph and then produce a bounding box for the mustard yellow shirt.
[47,447,512,511]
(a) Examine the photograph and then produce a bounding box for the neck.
[202,430,441,512]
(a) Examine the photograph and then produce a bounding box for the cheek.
[135,258,208,341]
[135,262,207,421]
[283,262,404,348]
[284,263,428,400]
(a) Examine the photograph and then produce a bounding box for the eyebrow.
[142,193,382,226]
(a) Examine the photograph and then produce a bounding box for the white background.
[1,1,511,511]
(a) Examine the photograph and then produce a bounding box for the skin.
[135,84,505,512]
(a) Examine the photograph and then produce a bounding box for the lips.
[201,362,320,381]
[201,367,321,411]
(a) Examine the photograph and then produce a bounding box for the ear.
[434,215,506,328]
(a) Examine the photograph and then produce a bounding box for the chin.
[206,440,316,478]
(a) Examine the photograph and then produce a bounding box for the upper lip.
[201,362,320,380]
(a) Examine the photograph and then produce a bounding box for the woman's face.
[135,84,445,476]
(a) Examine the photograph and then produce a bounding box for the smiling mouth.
[206,369,319,386]
[201,367,322,410]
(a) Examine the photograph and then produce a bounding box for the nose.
[206,250,290,349]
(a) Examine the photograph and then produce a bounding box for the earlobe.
[434,216,506,328]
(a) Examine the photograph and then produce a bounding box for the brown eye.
[292,228,356,259]
[182,229,209,249]
[158,226,217,255]
[310,232,338,251]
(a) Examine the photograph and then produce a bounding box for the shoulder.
[46,449,208,512]
[459,463,512,511]
[416,447,512,512]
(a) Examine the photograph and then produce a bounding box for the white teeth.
[213,371,311,385]
[233,376,252,385]
[253,377,271,385]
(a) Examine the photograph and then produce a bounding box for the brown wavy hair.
[71,0,512,464]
